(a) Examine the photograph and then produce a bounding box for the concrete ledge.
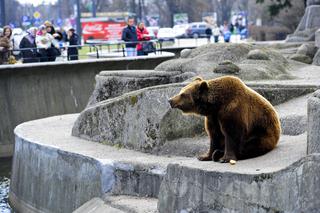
[73,196,158,213]
[10,114,311,212]
[10,114,167,213]
[158,153,320,212]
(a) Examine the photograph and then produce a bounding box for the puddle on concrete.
[0,158,12,213]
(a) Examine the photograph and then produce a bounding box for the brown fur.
[168,76,281,162]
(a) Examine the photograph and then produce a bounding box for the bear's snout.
[168,98,174,108]
[168,97,178,108]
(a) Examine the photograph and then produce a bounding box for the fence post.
[122,44,125,57]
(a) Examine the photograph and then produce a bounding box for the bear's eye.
[181,93,187,98]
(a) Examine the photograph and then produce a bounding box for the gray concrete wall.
[308,90,320,153]
[10,135,105,213]
[0,55,174,158]
[158,154,320,213]
[10,115,165,213]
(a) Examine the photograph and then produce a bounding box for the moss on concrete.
[129,95,138,107]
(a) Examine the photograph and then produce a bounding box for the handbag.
[52,47,61,56]
[142,42,156,54]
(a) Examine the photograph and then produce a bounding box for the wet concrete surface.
[0,158,12,213]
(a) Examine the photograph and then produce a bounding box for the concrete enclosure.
[0,55,174,158]
[308,90,320,154]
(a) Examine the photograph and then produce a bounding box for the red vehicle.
[81,17,126,42]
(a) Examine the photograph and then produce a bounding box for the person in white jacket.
[212,24,221,43]
[36,25,59,62]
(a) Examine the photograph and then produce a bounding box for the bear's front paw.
[197,153,212,161]
[212,150,224,162]
[219,155,237,163]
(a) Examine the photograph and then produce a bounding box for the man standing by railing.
[121,17,138,57]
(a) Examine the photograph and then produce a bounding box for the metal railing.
[3,39,164,64]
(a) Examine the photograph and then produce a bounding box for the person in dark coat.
[205,27,212,43]
[19,27,39,63]
[66,28,79,60]
[121,17,138,57]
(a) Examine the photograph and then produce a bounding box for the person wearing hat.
[36,25,59,62]
[66,28,79,60]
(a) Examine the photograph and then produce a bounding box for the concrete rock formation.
[213,60,240,74]
[313,30,320,66]
[316,29,320,47]
[180,49,192,58]
[290,43,317,64]
[86,70,194,107]
[8,37,320,213]
[155,44,293,81]
[290,53,313,64]
[297,43,317,58]
[10,87,320,213]
[72,81,316,154]
[247,49,270,60]
[313,50,320,65]
[286,1,320,42]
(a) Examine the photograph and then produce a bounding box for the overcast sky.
[17,0,58,6]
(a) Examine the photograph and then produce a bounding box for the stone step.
[73,196,158,213]
[73,197,124,213]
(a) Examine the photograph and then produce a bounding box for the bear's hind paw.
[197,154,213,161]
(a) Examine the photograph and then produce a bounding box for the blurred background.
[0,0,306,42]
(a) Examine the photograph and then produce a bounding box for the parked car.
[186,22,210,38]
[173,24,188,38]
[157,28,175,42]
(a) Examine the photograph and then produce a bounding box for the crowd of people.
[121,17,155,57]
[0,21,79,65]
[0,18,247,63]
[205,21,247,43]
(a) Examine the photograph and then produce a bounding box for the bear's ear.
[193,76,203,82]
[199,81,209,93]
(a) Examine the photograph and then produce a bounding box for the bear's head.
[168,76,209,115]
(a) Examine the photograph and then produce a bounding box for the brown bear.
[168,76,281,163]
